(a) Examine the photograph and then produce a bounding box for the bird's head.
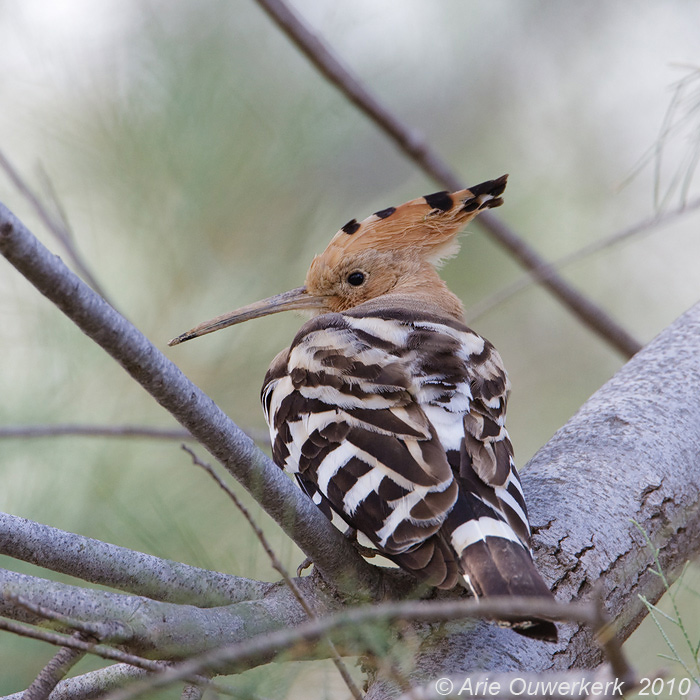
[169,175,507,346]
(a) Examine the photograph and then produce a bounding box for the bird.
[170,174,557,642]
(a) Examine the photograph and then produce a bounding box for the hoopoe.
[170,175,557,641]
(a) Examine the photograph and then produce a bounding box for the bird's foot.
[296,557,314,577]
[344,527,378,559]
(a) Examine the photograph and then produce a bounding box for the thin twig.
[0,149,113,304]
[253,0,642,358]
[0,424,193,441]
[0,422,271,444]
[465,194,700,323]
[0,617,164,675]
[99,597,606,700]
[0,617,238,698]
[592,595,636,691]
[183,445,364,700]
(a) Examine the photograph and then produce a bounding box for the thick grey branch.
[528,300,700,661]
[0,512,268,606]
[0,201,385,601]
[0,568,332,660]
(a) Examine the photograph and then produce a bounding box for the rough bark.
[0,568,336,660]
[0,513,268,606]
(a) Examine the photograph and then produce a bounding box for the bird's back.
[262,296,556,640]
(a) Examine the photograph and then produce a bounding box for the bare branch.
[253,0,641,358]
[591,596,635,690]
[0,149,113,304]
[0,424,194,441]
[23,632,91,700]
[0,200,387,601]
[0,616,165,675]
[0,512,269,606]
[466,195,700,323]
[185,446,364,700]
[0,567,330,662]
[98,597,606,700]
[0,422,270,444]
[10,593,127,641]
[474,211,642,357]
[0,617,240,698]
[0,665,151,700]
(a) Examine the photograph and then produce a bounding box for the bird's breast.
[262,307,505,471]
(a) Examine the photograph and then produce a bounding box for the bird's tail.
[448,515,558,642]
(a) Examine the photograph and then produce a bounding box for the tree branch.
[0,512,268,606]
[0,615,165,675]
[0,149,113,305]
[94,597,614,700]
[465,195,700,324]
[0,567,333,661]
[0,423,269,444]
[252,0,642,358]
[0,665,151,700]
[0,424,194,441]
[0,200,387,602]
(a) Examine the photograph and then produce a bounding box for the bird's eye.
[347,271,366,286]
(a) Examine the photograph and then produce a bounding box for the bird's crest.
[168,175,508,344]
[316,175,508,269]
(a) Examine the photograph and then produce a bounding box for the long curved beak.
[168,286,326,346]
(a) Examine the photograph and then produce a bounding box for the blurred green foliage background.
[1,0,700,695]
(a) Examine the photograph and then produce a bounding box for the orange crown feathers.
[168,175,507,345]
[314,174,508,270]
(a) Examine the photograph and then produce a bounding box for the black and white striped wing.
[262,313,461,586]
[436,335,556,629]
[262,309,555,638]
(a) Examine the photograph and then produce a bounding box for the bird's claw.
[296,557,314,577]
